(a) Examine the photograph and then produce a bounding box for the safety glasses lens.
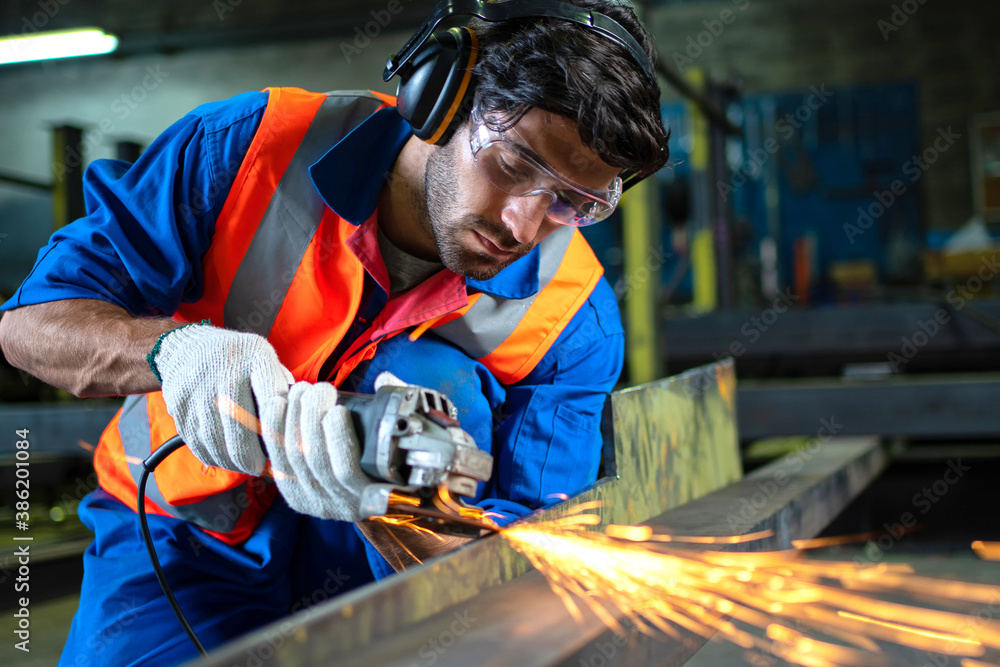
[473,143,614,226]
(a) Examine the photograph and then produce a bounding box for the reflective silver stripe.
[225,92,386,336]
[118,394,250,533]
[434,226,577,359]
[118,395,152,462]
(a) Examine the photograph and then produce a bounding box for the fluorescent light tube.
[0,28,118,66]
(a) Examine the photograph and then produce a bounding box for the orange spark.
[370,514,444,540]
[388,492,421,508]
[973,541,1000,561]
[499,515,1000,667]
[434,486,486,519]
[792,531,892,550]
[837,611,983,654]
[607,525,653,541]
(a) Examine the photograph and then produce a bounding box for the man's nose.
[500,194,551,244]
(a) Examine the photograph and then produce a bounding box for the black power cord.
[138,435,208,657]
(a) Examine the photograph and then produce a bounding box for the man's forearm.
[356,519,474,572]
[0,299,180,397]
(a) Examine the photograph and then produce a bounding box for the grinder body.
[336,385,493,526]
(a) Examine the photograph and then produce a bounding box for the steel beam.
[190,360,742,667]
[738,375,1000,440]
[205,437,884,667]
[0,170,51,191]
[663,299,1000,376]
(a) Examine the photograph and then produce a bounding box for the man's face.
[420,108,620,281]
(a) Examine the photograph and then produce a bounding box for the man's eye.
[555,191,581,209]
[498,156,529,181]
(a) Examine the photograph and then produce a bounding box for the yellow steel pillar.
[686,68,717,312]
[622,174,662,385]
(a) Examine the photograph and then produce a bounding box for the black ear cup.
[395,26,478,145]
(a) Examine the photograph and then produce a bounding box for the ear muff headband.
[385,0,654,85]
[385,0,655,144]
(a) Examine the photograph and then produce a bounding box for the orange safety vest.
[93,88,605,545]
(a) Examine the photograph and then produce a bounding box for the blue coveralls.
[2,90,625,666]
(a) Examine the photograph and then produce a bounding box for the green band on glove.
[147,320,211,384]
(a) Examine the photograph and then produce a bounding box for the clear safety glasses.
[468,108,622,227]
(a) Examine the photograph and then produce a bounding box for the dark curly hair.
[469,0,669,183]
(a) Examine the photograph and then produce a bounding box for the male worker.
[0,0,667,663]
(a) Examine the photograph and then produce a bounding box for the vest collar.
[309,106,409,226]
[309,105,540,300]
[466,246,540,299]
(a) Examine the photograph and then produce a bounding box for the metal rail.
[738,375,1000,440]
[205,437,885,667]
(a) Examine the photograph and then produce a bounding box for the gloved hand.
[150,322,294,476]
[257,381,373,521]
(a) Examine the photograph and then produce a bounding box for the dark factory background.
[1,0,998,664]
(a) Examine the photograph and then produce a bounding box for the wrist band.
[146,320,211,384]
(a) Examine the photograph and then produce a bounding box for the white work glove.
[257,382,373,521]
[374,371,409,390]
[150,322,294,476]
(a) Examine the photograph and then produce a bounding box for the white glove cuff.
[147,320,211,383]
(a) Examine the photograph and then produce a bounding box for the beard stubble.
[419,140,533,281]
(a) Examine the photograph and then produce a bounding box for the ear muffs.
[386,0,654,154]
[394,26,478,145]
